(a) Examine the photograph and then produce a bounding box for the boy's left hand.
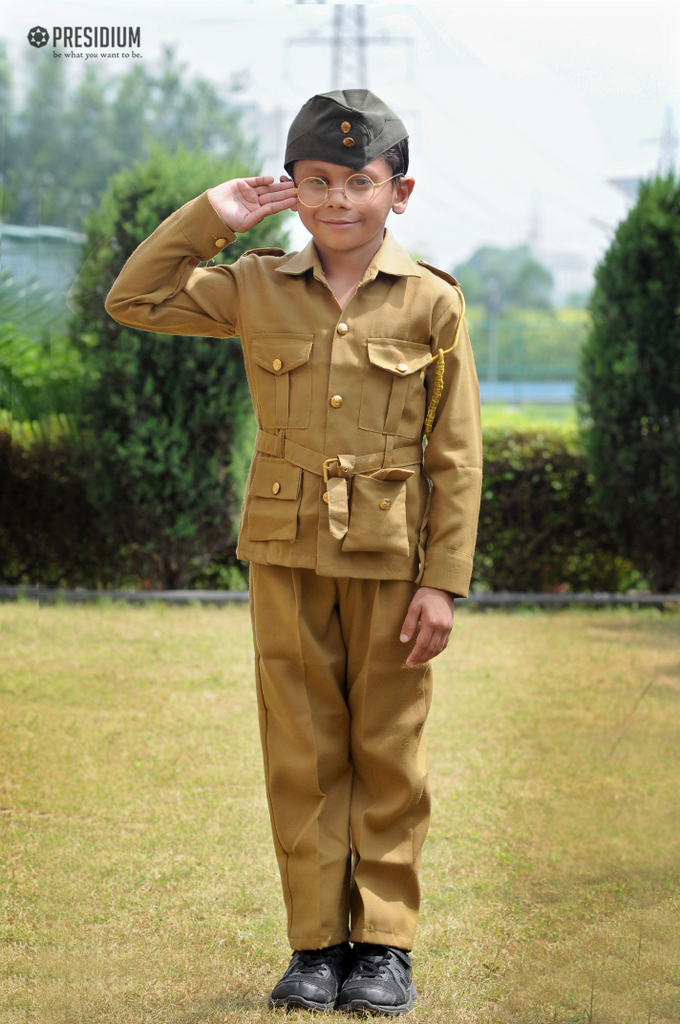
[400,587,454,666]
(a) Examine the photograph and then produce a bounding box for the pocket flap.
[251,334,314,375]
[366,339,433,376]
[249,459,302,499]
[367,467,415,482]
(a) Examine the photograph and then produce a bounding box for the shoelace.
[351,946,408,981]
[292,946,346,975]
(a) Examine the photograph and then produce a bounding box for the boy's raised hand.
[400,586,455,667]
[207,176,297,233]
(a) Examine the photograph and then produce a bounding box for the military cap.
[284,89,408,176]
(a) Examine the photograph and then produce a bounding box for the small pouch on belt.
[342,467,414,556]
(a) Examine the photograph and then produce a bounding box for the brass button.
[379,499,392,510]
[330,395,343,409]
[341,120,352,133]
[396,362,409,372]
[343,137,355,147]
[272,358,282,371]
[322,492,329,504]
[271,482,281,495]
[337,322,348,335]
[215,237,227,248]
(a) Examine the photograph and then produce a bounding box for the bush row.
[472,429,642,592]
[0,429,127,589]
[0,427,642,593]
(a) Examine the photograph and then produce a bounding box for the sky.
[2,0,680,295]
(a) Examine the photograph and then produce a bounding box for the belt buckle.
[323,457,340,483]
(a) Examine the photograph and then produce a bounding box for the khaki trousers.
[249,562,433,951]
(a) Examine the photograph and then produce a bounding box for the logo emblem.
[27,26,50,48]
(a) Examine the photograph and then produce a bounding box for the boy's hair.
[381,138,410,178]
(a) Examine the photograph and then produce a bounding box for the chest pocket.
[359,340,433,439]
[250,334,314,430]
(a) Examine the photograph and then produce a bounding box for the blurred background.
[1,0,679,591]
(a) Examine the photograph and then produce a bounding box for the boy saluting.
[106,90,482,1015]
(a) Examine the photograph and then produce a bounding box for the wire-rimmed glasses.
[294,173,401,208]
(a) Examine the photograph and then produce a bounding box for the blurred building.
[0,224,85,294]
[536,249,591,306]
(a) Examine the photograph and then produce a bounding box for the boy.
[106,89,482,1015]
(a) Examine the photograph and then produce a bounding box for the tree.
[578,174,680,592]
[1,46,254,229]
[3,54,73,227]
[453,244,554,312]
[71,145,289,589]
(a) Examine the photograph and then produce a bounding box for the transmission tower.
[609,107,679,204]
[332,6,367,89]
[654,107,679,176]
[641,106,679,176]
[288,2,413,91]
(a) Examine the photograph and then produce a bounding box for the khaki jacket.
[105,193,482,596]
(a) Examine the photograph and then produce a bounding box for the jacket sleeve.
[105,191,241,338]
[420,300,482,597]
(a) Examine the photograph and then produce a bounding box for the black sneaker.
[268,941,353,1011]
[336,944,417,1015]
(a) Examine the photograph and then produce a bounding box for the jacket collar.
[275,228,422,282]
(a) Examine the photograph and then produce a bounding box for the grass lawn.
[480,404,576,431]
[1,603,679,1023]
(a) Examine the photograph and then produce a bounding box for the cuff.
[177,191,238,259]
[420,552,473,599]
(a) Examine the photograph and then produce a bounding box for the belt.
[255,430,422,476]
[255,430,423,540]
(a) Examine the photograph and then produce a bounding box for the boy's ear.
[392,176,415,215]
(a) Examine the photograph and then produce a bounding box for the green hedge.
[0,430,129,588]
[0,427,642,593]
[472,430,642,592]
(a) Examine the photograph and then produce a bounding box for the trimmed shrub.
[579,174,680,591]
[70,145,289,589]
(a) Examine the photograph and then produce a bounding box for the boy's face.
[291,156,414,256]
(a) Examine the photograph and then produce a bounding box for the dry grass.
[1,602,679,1023]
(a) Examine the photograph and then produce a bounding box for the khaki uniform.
[106,192,482,950]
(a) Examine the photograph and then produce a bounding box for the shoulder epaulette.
[416,259,461,290]
[241,247,287,258]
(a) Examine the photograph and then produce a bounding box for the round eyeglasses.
[294,173,401,208]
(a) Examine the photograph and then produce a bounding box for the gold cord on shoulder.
[423,285,465,441]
